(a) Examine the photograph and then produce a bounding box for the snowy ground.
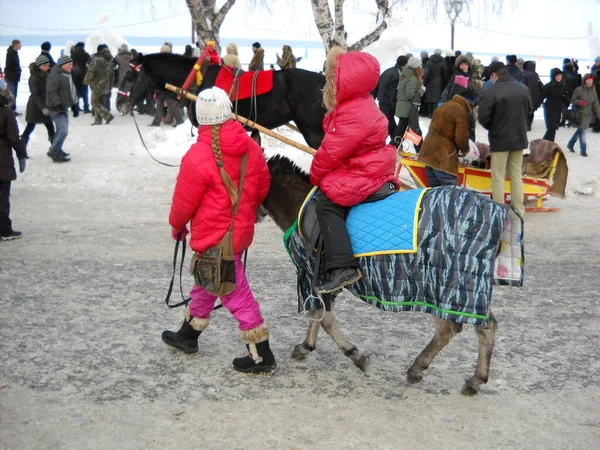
[1,101,599,449]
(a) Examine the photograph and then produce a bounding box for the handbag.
[567,105,583,126]
[190,153,248,296]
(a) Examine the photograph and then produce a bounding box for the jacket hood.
[226,42,238,55]
[523,60,536,71]
[100,48,113,60]
[451,94,472,113]
[29,62,48,77]
[455,55,472,69]
[429,54,444,64]
[323,48,380,110]
[197,120,249,157]
[50,64,68,75]
[401,66,416,78]
[550,68,563,79]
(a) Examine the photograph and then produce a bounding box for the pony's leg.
[461,312,498,396]
[406,317,463,384]
[320,301,370,373]
[291,309,320,360]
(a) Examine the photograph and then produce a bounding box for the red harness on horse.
[215,65,274,102]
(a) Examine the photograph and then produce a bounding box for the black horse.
[126,53,327,148]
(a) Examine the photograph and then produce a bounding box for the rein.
[130,107,181,168]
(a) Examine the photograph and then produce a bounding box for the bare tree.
[311,0,395,52]
[186,0,237,52]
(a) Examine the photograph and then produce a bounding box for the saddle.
[299,184,427,258]
[215,66,275,101]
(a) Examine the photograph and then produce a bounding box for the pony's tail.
[211,125,239,205]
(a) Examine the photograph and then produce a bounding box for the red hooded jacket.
[169,120,270,255]
[310,51,397,207]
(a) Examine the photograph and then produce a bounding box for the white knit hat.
[195,87,232,126]
[407,56,421,69]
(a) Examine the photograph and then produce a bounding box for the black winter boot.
[161,311,207,354]
[233,340,277,374]
[316,267,362,294]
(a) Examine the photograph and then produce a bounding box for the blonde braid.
[211,125,239,205]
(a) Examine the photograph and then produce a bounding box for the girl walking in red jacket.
[311,48,398,294]
[162,87,275,374]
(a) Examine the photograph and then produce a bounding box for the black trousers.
[379,103,397,141]
[21,122,55,142]
[0,181,12,236]
[393,117,423,152]
[315,193,358,271]
[543,127,557,142]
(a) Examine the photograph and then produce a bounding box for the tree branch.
[348,21,388,52]
[213,0,237,31]
[311,0,335,51]
[333,0,346,48]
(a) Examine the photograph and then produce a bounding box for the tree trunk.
[185,0,237,53]
[310,0,391,53]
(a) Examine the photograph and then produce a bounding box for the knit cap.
[434,48,442,55]
[195,87,232,126]
[595,56,600,63]
[35,54,50,67]
[455,75,469,88]
[407,56,421,69]
[0,77,6,90]
[446,50,455,57]
[57,54,73,66]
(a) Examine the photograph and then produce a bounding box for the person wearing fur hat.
[567,74,600,156]
[248,42,264,71]
[418,92,472,187]
[21,55,55,145]
[394,56,425,149]
[423,50,448,117]
[311,47,397,294]
[541,68,566,142]
[46,54,77,162]
[222,42,241,69]
[276,45,296,69]
[376,55,409,140]
[505,55,524,83]
[162,87,275,374]
[441,54,472,103]
[84,45,115,126]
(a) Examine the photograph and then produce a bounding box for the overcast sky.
[1,0,599,59]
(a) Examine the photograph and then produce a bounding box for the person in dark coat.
[441,55,473,103]
[562,62,581,114]
[183,44,194,58]
[483,56,499,81]
[0,90,27,240]
[376,55,408,140]
[71,42,91,113]
[444,50,456,86]
[478,62,532,216]
[39,41,55,67]
[420,51,429,68]
[523,60,543,131]
[115,44,133,89]
[423,49,447,117]
[505,55,524,83]
[4,40,22,113]
[46,55,78,162]
[21,55,55,145]
[541,68,565,142]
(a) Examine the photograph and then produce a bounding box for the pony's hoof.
[291,344,311,360]
[461,383,479,396]
[354,354,370,374]
[406,370,423,384]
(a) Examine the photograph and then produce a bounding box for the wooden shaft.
[165,83,317,156]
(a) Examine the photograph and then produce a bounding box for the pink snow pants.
[188,253,264,331]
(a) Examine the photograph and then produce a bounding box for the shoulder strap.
[231,153,248,217]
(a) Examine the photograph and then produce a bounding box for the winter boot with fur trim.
[233,326,276,374]
[161,308,209,355]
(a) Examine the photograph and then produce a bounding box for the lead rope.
[131,108,181,168]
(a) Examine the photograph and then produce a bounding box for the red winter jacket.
[310,51,397,207]
[169,119,270,255]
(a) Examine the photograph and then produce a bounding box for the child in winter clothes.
[311,47,398,294]
[162,87,275,374]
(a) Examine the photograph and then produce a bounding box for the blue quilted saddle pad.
[346,188,427,256]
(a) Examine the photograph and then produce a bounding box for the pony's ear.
[250,128,262,147]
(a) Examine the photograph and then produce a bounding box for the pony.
[262,154,523,396]
[125,53,327,149]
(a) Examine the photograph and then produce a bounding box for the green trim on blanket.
[283,220,299,261]
[355,294,488,320]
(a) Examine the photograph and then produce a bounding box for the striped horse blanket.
[284,186,524,326]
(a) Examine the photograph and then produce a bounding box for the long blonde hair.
[211,125,239,205]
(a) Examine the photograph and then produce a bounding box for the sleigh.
[398,143,567,213]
